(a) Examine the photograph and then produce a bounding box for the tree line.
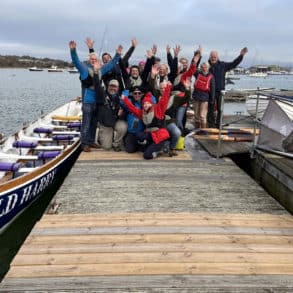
[0,55,72,68]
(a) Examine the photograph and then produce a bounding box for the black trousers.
[207,91,222,128]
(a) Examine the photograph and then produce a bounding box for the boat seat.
[0,162,22,178]
[34,145,64,151]
[33,127,53,134]
[0,153,38,160]
[37,151,60,159]
[0,162,21,172]
[52,134,74,144]
[52,131,80,136]
[51,115,82,122]
[13,141,38,149]
[20,135,53,142]
[67,122,81,129]
[40,123,67,129]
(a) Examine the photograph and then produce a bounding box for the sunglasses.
[133,92,142,95]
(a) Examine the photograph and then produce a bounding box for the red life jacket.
[194,73,212,92]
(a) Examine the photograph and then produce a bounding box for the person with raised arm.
[208,47,248,128]
[69,40,122,152]
[121,83,172,160]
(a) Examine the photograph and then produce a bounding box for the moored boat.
[67,68,79,74]
[28,67,43,72]
[248,72,268,78]
[48,66,63,72]
[0,98,82,233]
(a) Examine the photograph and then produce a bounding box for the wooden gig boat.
[0,98,82,233]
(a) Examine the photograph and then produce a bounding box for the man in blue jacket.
[208,47,248,128]
[69,40,122,152]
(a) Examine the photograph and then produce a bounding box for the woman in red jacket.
[121,83,172,159]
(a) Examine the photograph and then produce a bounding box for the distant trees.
[0,55,72,68]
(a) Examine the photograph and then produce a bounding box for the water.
[0,69,81,136]
[226,74,293,91]
[1,69,293,136]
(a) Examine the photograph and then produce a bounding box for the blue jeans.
[176,105,187,131]
[81,103,98,146]
[166,122,181,149]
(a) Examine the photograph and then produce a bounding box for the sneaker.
[89,143,101,149]
[82,145,91,152]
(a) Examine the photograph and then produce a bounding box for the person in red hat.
[121,83,172,159]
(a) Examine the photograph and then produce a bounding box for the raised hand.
[240,47,248,55]
[166,44,171,54]
[192,50,201,64]
[152,44,157,55]
[151,64,159,77]
[85,37,94,49]
[93,59,101,72]
[146,49,153,59]
[131,38,137,47]
[173,45,181,57]
[116,45,123,55]
[183,77,191,90]
[197,45,202,56]
[69,40,76,49]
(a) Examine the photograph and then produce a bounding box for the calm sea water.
[0,69,81,136]
[1,68,293,136]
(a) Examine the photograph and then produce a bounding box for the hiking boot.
[82,145,91,152]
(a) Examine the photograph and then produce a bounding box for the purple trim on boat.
[33,127,52,134]
[52,135,74,141]
[67,122,81,128]
[0,162,21,172]
[37,151,60,159]
[13,141,38,148]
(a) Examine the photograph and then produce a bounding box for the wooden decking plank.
[79,149,192,161]
[17,242,293,255]
[31,226,293,236]
[6,263,293,278]
[12,252,293,266]
[22,233,293,246]
[35,218,293,228]
[2,275,293,292]
[40,212,293,222]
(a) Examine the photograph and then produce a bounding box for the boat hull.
[0,99,82,233]
[0,140,81,233]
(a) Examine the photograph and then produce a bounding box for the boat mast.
[98,25,107,58]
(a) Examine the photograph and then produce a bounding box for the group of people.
[69,38,248,160]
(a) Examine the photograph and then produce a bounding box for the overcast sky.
[1,0,292,68]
